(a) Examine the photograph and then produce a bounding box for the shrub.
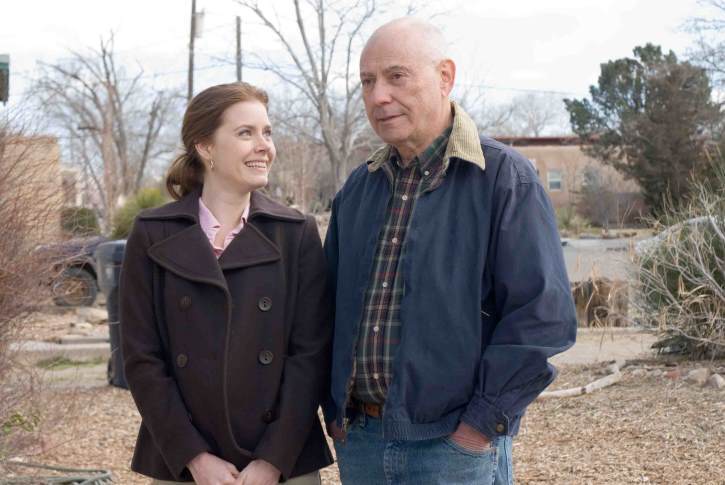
[556,205,590,237]
[111,187,167,239]
[60,207,100,237]
[633,154,725,359]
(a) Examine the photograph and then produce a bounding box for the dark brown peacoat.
[119,189,333,482]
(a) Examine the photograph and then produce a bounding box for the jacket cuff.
[253,424,299,480]
[160,427,211,480]
[460,396,511,440]
[321,395,337,425]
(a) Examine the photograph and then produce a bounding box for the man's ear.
[439,59,456,96]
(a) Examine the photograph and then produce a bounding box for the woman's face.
[200,100,275,193]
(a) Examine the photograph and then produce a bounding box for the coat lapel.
[147,223,228,288]
[140,190,301,284]
[217,222,280,271]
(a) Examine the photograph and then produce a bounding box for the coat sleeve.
[120,218,211,479]
[321,194,340,425]
[460,166,577,440]
[253,216,333,479]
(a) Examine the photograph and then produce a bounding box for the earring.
[209,158,215,170]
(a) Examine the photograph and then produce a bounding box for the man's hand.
[326,420,347,442]
[187,452,239,485]
[235,459,281,485]
[449,422,492,452]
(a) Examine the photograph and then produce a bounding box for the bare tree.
[34,35,182,227]
[235,0,392,189]
[509,92,569,137]
[0,111,57,460]
[685,0,725,87]
[455,83,515,135]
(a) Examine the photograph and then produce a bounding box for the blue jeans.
[333,415,513,485]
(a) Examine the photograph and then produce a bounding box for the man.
[323,17,577,484]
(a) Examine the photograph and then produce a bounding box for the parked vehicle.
[35,236,109,307]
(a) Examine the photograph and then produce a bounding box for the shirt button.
[373,326,380,333]
[382,281,388,288]
[391,237,399,244]
[373,373,379,379]
[401,195,408,201]
[176,354,188,368]
[424,170,430,176]
[496,423,505,433]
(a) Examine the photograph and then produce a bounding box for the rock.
[705,374,725,390]
[70,322,93,331]
[631,369,646,377]
[649,370,663,378]
[685,368,710,386]
[74,307,108,325]
[665,369,681,380]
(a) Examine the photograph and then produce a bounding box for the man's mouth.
[377,114,402,122]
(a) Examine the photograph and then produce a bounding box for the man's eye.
[361,79,373,87]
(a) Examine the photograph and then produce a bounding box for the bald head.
[363,18,448,67]
[359,17,456,162]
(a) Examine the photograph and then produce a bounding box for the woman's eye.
[238,130,251,136]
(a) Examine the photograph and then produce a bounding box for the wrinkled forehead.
[360,35,434,76]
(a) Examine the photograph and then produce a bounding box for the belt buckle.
[363,402,381,418]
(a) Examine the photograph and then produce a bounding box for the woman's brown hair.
[166,82,269,200]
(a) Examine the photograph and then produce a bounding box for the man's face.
[360,38,445,154]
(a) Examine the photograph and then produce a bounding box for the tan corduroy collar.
[366,101,486,172]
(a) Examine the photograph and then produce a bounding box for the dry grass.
[1,363,722,484]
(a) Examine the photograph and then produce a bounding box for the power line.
[455,82,586,97]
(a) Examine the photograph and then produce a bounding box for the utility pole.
[188,0,196,102]
[236,16,242,82]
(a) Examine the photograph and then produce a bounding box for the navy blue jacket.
[323,110,577,441]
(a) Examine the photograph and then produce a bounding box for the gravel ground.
[2,361,722,485]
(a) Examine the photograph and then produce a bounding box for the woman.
[120,82,333,485]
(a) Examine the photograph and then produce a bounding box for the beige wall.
[2,136,63,245]
[511,144,640,210]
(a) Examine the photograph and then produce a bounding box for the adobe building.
[496,136,646,223]
[1,135,64,245]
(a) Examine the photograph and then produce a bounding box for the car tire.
[52,267,98,307]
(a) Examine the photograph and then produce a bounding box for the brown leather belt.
[361,401,383,418]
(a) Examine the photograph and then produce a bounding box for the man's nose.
[370,81,392,105]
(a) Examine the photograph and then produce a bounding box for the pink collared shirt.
[199,197,249,258]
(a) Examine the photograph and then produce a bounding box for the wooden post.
[236,16,242,82]
[188,0,196,102]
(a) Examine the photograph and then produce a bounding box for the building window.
[548,170,562,191]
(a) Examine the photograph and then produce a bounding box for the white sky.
[1,0,706,114]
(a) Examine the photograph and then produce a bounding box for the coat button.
[262,410,274,423]
[258,350,274,365]
[258,297,272,312]
[179,295,192,310]
[176,354,188,368]
[495,423,505,433]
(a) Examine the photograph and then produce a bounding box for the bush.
[60,207,100,237]
[634,155,725,359]
[556,205,590,237]
[111,188,167,239]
